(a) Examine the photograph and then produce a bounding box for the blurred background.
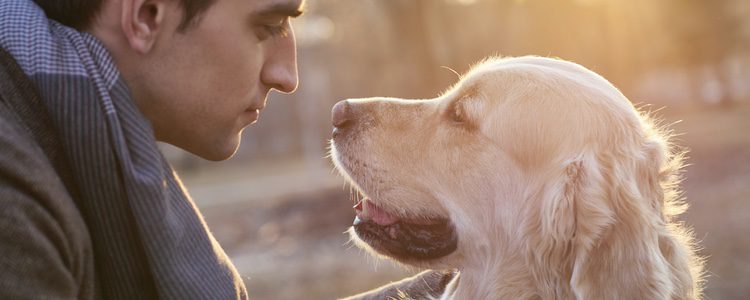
[163,0,750,299]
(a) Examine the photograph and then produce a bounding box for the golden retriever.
[329,56,704,299]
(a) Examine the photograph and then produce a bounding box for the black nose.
[332,100,354,129]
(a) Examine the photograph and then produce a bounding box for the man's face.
[135,0,303,160]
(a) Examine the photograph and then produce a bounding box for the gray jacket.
[0,47,95,299]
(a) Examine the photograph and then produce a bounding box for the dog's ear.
[538,155,614,250]
[565,142,699,299]
[528,155,616,297]
[529,155,613,286]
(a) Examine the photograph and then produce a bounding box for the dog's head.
[329,56,676,273]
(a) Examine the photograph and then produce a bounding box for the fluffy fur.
[330,56,704,299]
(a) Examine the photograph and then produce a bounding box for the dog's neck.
[439,225,580,300]
[442,245,569,300]
[444,265,535,300]
[440,217,697,299]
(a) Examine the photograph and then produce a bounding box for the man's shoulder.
[0,45,68,197]
[0,56,55,187]
[0,64,95,299]
[0,64,82,231]
[0,110,94,298]
[0,45,91,262]
[0,46,88,231]
[0,31,95,300]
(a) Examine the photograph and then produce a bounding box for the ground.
[180,103,750,300]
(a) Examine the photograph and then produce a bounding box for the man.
[0,0,449,298]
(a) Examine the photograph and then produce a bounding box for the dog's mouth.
[351,197,457,261]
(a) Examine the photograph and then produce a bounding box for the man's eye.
[264,24,289,37]
[258,18,290,40]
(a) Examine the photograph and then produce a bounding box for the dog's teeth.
[360,198,370,216]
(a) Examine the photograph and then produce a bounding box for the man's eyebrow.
[255,1,307,18]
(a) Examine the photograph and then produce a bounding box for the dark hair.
[32,0,217,31]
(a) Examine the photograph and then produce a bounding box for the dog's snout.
[332,100,354,129]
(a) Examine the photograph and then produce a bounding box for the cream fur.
[330,56,704,300]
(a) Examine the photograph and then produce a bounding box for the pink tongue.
[353,200,398,226]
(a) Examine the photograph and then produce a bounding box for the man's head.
[38,0,303,160]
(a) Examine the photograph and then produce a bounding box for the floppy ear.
[528,155,616,297]
[566,143,698,299]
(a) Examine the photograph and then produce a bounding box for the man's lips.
[244,108,260,124]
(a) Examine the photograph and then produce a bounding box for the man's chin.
[205,141,241,161]
[201,148,238,161]
[175,136,241,162]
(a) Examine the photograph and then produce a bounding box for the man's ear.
[120,0,169,54]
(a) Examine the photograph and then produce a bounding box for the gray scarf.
[0,1,248,298]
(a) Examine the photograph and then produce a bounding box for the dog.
[329,56,703,299]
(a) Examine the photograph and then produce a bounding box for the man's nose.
[261,27,299,93]
[268,60,298,93]
[332,100,355,129]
